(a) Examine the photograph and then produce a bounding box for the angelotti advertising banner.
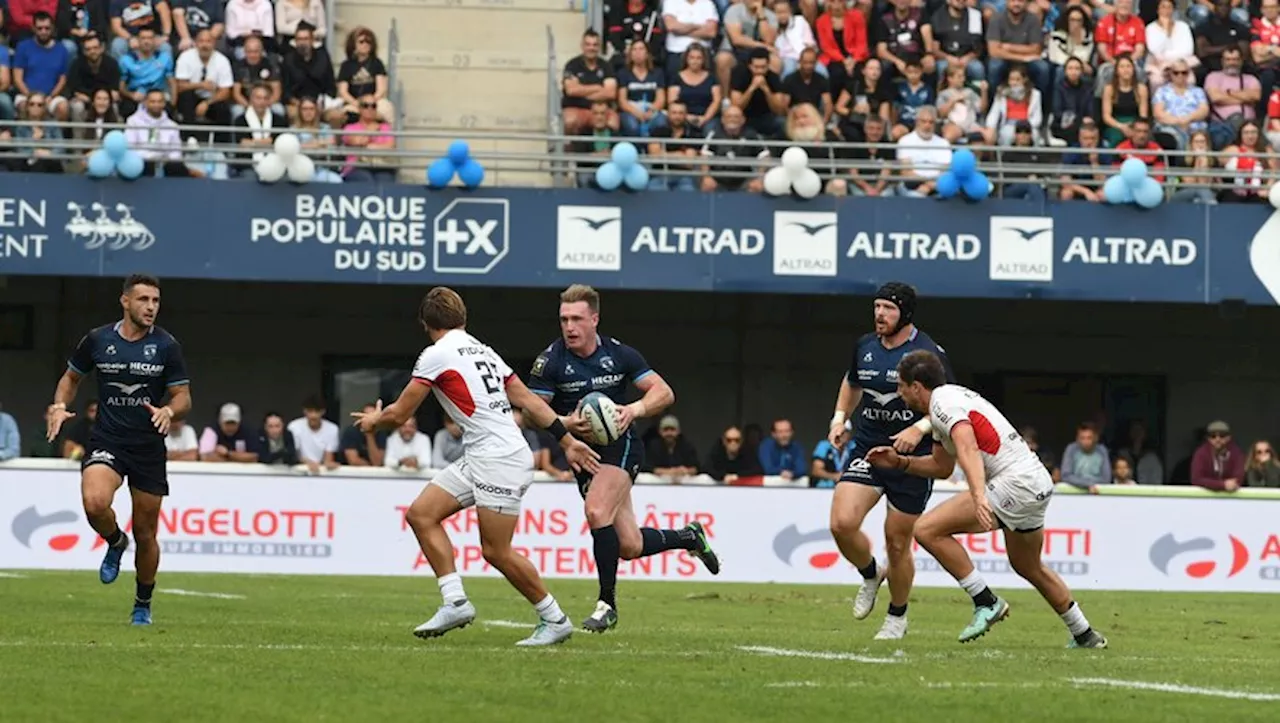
[3,468,1280,593]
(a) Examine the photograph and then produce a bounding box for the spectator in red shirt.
[1220,119,1278,202]
[1095,0,1147,97]
[814,0,869,93]
[1191,420,1244,492]
[1252,0,1280,119]
[1114,116,1166,181]
[9,0,58,42]
[1266,85,1280,148]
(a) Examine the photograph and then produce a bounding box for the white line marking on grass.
[0,640,708,657]
[1069,678,1280,702]
[737,645,901,664]
[765,681,824,689]
[0,572,27,578]
[161,589,246,600]
[482,620,532,629]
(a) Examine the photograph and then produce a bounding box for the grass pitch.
[1,571,1277,722]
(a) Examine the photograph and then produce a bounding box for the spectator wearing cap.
[339,401,386,466]
[385,416,432,471]
[164,418,198,460]
[758,418,807,480]
[199,402,258,462]
[644,414,700,482]
[1060,421,1111,494]
[706,425,763,483]
[1191,420,1245,491]
[255,412,299,466]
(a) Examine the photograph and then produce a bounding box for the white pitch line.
[482,620,533,629]
[0,572,28,578]
[765,681,824,689]
[0,640,706,657]
[161,589,247,600]
[1069,678,1280,702]
[737,645,901,664]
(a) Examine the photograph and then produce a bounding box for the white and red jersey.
[927,384,1044,483]
[411,329,531,461]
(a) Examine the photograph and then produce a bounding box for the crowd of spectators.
[0,2,397,181]
[571,0,1280,199]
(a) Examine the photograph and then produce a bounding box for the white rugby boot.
[874,614,909,640]
[413,600,476,638]
[515,617,575,647]
[852,562,888,620]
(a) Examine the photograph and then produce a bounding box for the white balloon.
[254,153,287,183]
[763,166,792,196]
[793,168,822,199]
[273,133,302,161]
[1270,181,1280,210]
[286,154,316,184]
[781,146,809,178]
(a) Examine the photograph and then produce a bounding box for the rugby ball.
[578,392,622,446]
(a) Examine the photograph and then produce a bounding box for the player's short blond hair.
[419,287,467,330]
[560,284,600,314]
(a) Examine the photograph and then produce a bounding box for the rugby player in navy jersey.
[45,274,192,626]
[530,284,721,633]
[826,282,952,640]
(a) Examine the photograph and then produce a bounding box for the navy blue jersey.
[846,328,952,452]
[68,323,189,443]
[529,335,653,442]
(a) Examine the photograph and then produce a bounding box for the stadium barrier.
[3,460,1278,593]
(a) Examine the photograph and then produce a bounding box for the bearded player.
[353,287,601,646]
[530,284,720,633]
[45,274,192,626]
[866,350,1108,649]
[826,282,952,640]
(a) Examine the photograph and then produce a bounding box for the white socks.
[958,571,988,599]
[438,573,467,605]
[535,594,566,623]
[1060,601,1090,636]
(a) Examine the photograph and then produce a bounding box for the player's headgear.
[875,282,917,334]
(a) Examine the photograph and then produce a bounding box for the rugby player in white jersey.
[352,287,601,647]
[865,350,1109,648]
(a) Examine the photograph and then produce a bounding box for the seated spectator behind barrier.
[1101,54,1148,146]
[891,59,935,140]
[779,48,831,120]
[1020,425,1059,480]
[896,105,952,196]
[834,57,892,139]
[67,33,120,124]
[1219,119,1278,203]
[118,27,174,117]
[431,417,463,469]
[758,418,806,479]
[1145,0,1197,89]
[127,88,192,176]
[847,115,893,195]
[287,395,340,473]
[717,0,778,98]
[1114,116,1166,180]
[275,0,325,51]
[174,28,232,131]
[339,402,387,466]
[0,404,19,461]
[75,88,121,145]
[1050,56,1094,146]
[644,415,700,482]
[986,0,1050,93]
[878,0,931,84]
[1048,5,1095,90]
[384,417,432,471]
[1202,47,1258,148]
[699,104,768,192]
[1000,120,1049,201]
[1060,421,1111,494]
[256,412,299,466]
[1116,419,1164,484]
[925,0,986,85]
[1111,456,1137,484]
[809,425,854,489]
[163,418,198,460]
[232,35,283,121]
[1245,439,1280,487]
[340,94,396,183]
[662,0,719,79]
[730,46,786,137]
[14,12,71,121]
[939,63,991,145]
[1060,120,1109,201]
[815,0,869,94]
[171,0,226,54]
[282,23,342,124]
[12,93,66,173]
[57,0,112,59]
[773,0,821,79]
[1194,0,1249,77]
[1152,59,1208,148]
[199,403,258,462]
[1191,419,1243,491]
[647,99,702,190]
[667,43,720,131]
[1252,0,1280,119]
[224,0,274,57]
[291,96,343,182]
[605,0,666,68]
[108,0,172,60]
[706,425,763,484]
[562,31,617,136]
[337,26,393,123]
[779,102,847,195]
[571,100,618,187]
[234,82,285,175]
[617,40,668,138]
[1170,129,1219,203]
[1094,0,1147,98]
[986,63,1043,145]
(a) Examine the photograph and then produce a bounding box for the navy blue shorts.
[81,434,169,497]
[838,455,933,516]
[574,433,642,499]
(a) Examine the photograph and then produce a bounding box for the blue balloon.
[87,149,115,178]
[610,142,639,170]
[103,130,128,160]
[950,148,977,180]
[623,163,649,191]
[595,162,623,191]
[457,159,485,189]
[1120,157,1148,187]
[935,171,960,199]
[116,151,144,180]
[961,171,990,201]
[447,140,470,166]
[1103,174,1133,204]
[1133,177,1164,209]
[426,158,455,188]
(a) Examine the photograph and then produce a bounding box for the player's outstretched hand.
[143,403,174,435]
[972,494,997,531]
[46,405,75,442]
[351,399,383,433]
[890,425,925,453]
[562,437,601,475]
[864,445,899,470]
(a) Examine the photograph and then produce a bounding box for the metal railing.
[387,18,402,132]
[545,25,571,187]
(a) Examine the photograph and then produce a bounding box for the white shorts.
[430,454,534,516]
[987,467,1055,533]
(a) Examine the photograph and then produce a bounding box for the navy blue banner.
[0,176,1276,305]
